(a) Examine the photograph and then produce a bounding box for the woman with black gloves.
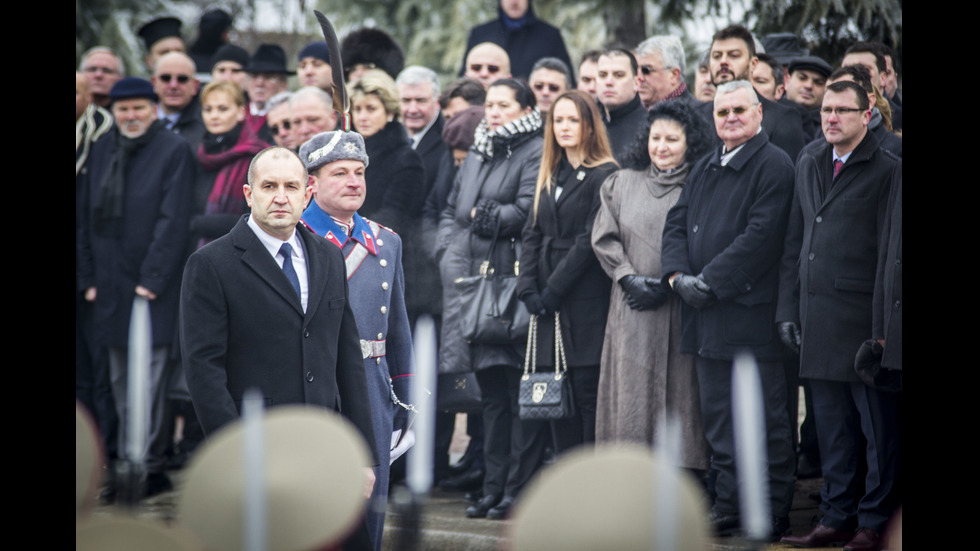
[437,79,547,520]
[516,90,618,453]
[591,100,712,473]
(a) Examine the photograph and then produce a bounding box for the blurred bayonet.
[315,10,351,131]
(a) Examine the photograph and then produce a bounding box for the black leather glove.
[777,321,801,354]
[672,273,716,309]
[521,292,547,316]
[540,287,561,315]
[620,275,669,311]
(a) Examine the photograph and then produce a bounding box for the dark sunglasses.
[533,82,561,93]
[469,63,501,74]
[639,65,665,76]
[715,106,751,118]
[158,73,191,84]
[820,106,863,116]
[269,120,291,135]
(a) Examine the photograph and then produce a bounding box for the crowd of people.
[77,2,902,549]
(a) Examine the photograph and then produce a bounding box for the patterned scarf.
[198,123,269,215]
[473,108,542,160]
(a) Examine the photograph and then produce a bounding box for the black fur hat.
[340,28,405,79]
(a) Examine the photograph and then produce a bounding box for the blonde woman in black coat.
[517,90,618,453]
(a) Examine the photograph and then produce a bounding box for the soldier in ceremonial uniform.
[299,131,414,551]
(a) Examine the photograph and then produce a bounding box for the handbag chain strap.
[553,311,567,381]
[522,314,538,380]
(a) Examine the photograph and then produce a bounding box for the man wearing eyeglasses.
[528,57,571,113]
[80,47,125,108]
[151,51,205,152]
[776,80,900,551]
[463,43,512,89]
[698,25,806,162]
[662,79,797,540]
[635,35,696,109]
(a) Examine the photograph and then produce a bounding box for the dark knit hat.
[109,77,158,103]
[442,105,485,151]
[138,17,183,51]
[300,131,370,173]
[298,41,331,64]
[340,28,405,79]
[244,44,294,75]
[211,44,250,68]
[788,56,833,79]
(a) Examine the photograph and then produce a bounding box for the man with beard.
[77,77,195,497]
[698,25,806,161]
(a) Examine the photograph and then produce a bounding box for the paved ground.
[88,462,879,550]
[85,411,901,549]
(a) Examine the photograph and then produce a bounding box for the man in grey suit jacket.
[179,147,377,475]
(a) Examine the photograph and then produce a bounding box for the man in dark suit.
[661,80,796,540]
[776,81,900,551]
[77,77,195,497]
[699,25,806,161]
[179,146,377,469]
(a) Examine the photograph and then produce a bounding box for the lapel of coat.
[297,223,326,323]
[232,217,304,316]
[416,115,444,158]
[819,131,880,209]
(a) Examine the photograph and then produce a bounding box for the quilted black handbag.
[518,313,575,420]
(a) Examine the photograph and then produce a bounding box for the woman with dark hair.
[437,78,548,520]
[193,80,269,247]
[517,90,618,453]
[591,100,712,473]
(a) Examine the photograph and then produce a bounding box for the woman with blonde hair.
[193,79,269,246]
[517,89,618,453]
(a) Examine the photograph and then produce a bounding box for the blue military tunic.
[301,202,414,550]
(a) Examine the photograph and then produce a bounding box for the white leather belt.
[360,339,386,359]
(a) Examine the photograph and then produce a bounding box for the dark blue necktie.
[279,243,301,299]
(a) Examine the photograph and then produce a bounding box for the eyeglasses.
[158,73,191,84]
[269,120,291,135]
[469,64,501,74]
[532,82,562,93]
[820,106,864,116]
[715,106,754,118]
[639,65,666,76]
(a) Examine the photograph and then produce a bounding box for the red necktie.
[833,159,844,179]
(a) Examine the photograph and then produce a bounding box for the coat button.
[808,253,815,261]
[378,333,383,340]
[376,358,381,365]
[692,224,699,233]
[306,371,314,382]
[815,216,823,223]
[380,306,388,314]
[304,329,310,338]
[377,238,384,246]
[380,259,388,267]
[893,300,901,308]
[382,282,389,290]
